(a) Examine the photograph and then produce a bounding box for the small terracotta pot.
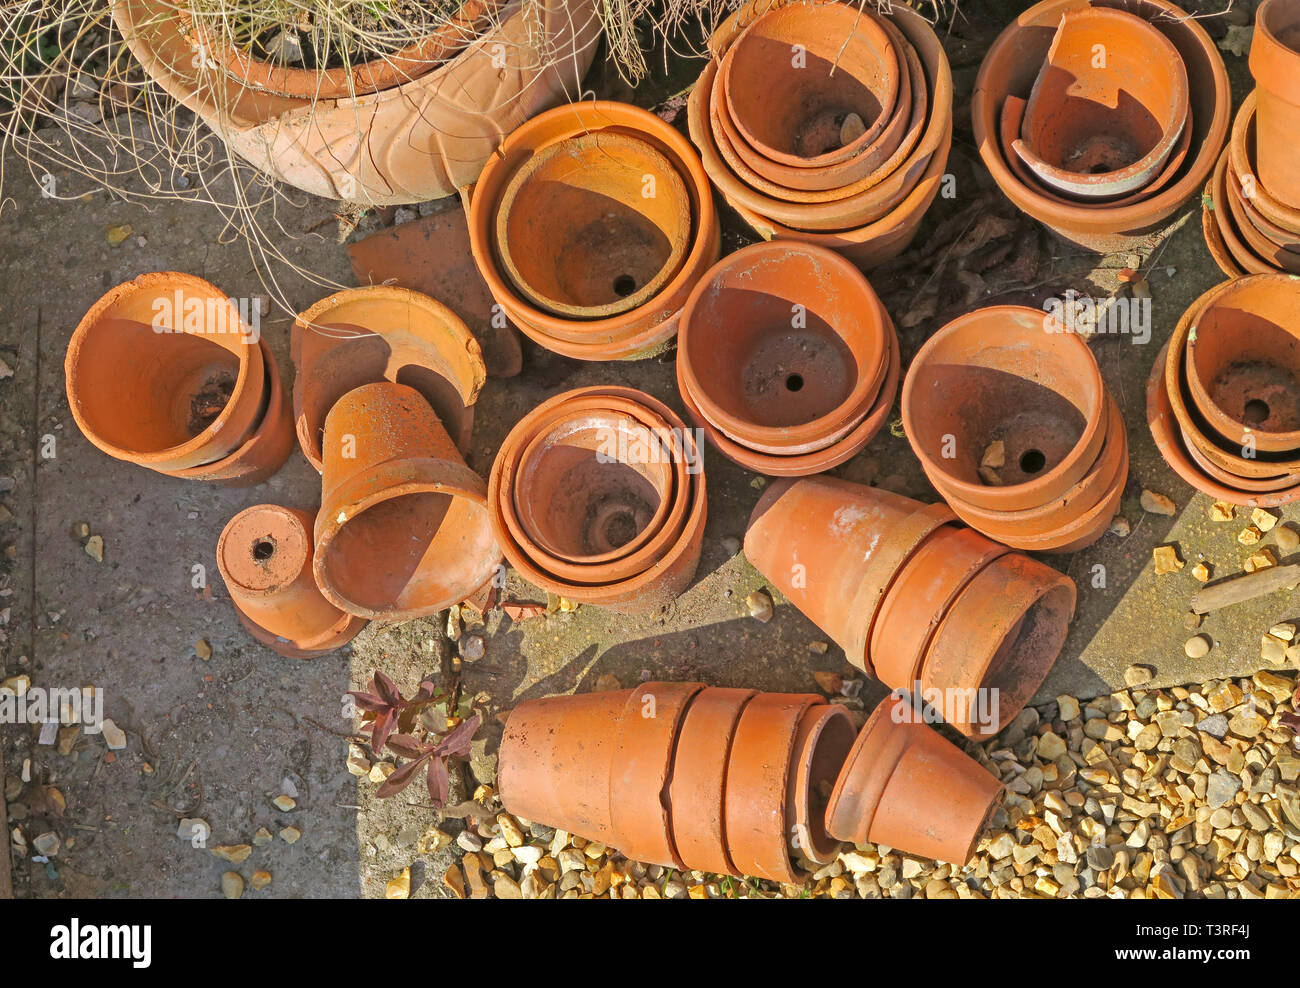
[1250,0,1300,209]
[494,133,693,319]
[901,305,1108,512]
[722,1,900,171]
[488,387,707,614]
[498,688,631,846]
[677,242,889,454]
[667,687,758,876]
[1228,155,1300,251]
[1182,274,1300,452]
[1147,342,1300,507]
[313,382,500,620]
[1221,158,1300,273]
[1228,93,1300,237]
[498,395,688,584]
[158,338,294,487]
[825,695,1004,863]
[921,553,1077,737]
[66,272,265,472]
[972,0,1230,253]
[291,286,485,471]
[1208,144,1277,276]
[723,692,823,883]
[744,476,955,673]
[785,703,857,867]
[610,682,706,867]
[467,100,720,361]
[216,504,366,658]
[677,316,901,476]
[1012,7,1189,201]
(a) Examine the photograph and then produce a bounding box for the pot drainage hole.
[1243,398,1270,426]
[612,274,637,298]
[1019,449,1048,474]
[251,537,276,562]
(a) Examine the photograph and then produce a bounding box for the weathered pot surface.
[1250,0,1300,209]
[216,504,366,658]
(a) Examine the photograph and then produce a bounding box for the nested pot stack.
[973,0,1230,253]
[499,683,1005,876]
[1202,1,1300,277]
[1147,274,1300,507]
[65,271,293,487]
[467,101,720,361]
[901,305,1128,553]
[488,386,707,614]
[744,476,1076,739]
[675,242,900,476]
[688,0,954,269]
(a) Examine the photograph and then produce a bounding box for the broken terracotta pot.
[159,338,294,486]
[973,0,1230,253]
[1011,7,1189,201]
[467,100,721,360]
[488,387,706,614]
[313,382,500,620]
[786,704,858,867]
[677,242,891,458]
[744,476,1076,736]
[494,133,693,319]
[901,305,1111,516]
[113,0,601,204]
[1250,0,1300,210]
[291,286,486,472]
[825,695,1005,863]
[216,504,366,658]
[66,271,265,473]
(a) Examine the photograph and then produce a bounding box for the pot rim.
[824,694,912,845]
[1210,142,1278,275]
[785,703,856,866]
[1228,91,1300,235]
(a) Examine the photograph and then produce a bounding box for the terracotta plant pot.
[1228,92,1300,237]
[159,338,294,486]
[1011,8,1189,201]
[745,476,1075,736]
[901,305,1109,512]
[722,1,900,171]
[1250,0,1300,209]
[494,133,693,319]
[66,272,265,473]
[467,100,721,361]
[1206,144,1277,277]
[972,0,1230,253]
[1147,342,1300,507]
[786,704,857,867]
[488,387,707,614]
[113,0,601,204]
[825,695,1004,863]
[313,382,500,620]
[216,504,366,658]
[677,242,891,457]
[291,286,486,471]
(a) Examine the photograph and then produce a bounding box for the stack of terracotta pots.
[688,0,953,269]
[901,305,1128,552]
[488,387,706,614]
[745,476,1076,739]
[1147,274,1300,507]
[65,272,294,486]
[1202,0,1300,276]
[973,0,1229,253]
[500,683,1005,877]
[466,101,720,360]
[675,242,899,475]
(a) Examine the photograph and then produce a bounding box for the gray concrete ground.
[0,26,1294,900]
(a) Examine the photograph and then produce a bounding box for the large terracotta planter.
[113,0,602,204]
[488,387,707,614]
[1011,8,1188,201]
[66,272,265,473]
[494,133,693,319]
[291,286,486,471]
[744,476,1075,736]
[825,696,1004,863]
[972,0,1230,253]
[676,242,892,459]
[216,504,366,658]
[1250,0,1300,209]
[467,100,721,361]
[313,382,500,620]
[902,305,1109,510]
